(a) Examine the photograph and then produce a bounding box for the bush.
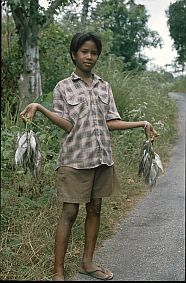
[1,68,178,280]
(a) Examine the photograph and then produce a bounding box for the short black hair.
[70,32,102,65]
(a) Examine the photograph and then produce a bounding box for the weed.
[1,71,179,280]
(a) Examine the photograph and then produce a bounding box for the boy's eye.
[81,50,98,55]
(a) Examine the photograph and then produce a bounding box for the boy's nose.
[87,52,92,58]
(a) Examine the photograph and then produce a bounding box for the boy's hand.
[20,103,39,123]
[145,121,159,141]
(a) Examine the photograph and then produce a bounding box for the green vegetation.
[1,0,185,281]
[166,0,186,70]
[1,68,180,280]
[2,0,163,104]
[170,75,186,93]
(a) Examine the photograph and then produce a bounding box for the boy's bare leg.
[80,198,113,279]
[82,198,102,268]
[53,202,79,281]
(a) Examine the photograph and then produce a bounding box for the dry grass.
[1,129,177,280]
[1,71,179,280]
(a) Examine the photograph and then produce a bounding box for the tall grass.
[1,68,179,280]
[170,75,186,93]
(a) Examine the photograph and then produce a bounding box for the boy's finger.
[154,133,160,137]
[20,112,24,116]
[20,115,27,123]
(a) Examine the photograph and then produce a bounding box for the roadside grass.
[1,71,179,280]
[169,75,186,93]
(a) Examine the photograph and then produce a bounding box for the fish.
[154,152,164,173]
[138,140,154,175]
[15,130,42,178]
[138,139,163,187]
[148,160,159,187]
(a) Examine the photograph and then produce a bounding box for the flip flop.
[79,265,113,280]
[52,276,65,281]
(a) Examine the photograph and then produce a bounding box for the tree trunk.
[9,0,70,110]
[18,44,42,110]
[10,0,43,110]
[80,0,90,28]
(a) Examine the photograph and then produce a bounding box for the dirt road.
[72,92,185,281]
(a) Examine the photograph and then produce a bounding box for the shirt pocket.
[98,91,109,114]
[66,96,88,122]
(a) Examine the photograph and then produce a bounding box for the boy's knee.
[62,203,79,223]
[86,199,102,215]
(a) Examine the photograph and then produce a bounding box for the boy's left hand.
[145,122,159,141]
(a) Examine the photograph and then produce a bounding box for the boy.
[20,32,158,281]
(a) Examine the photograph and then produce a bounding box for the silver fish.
[138,139,163,187]
[149,160,159,187]
[15,130,42,178]
[154,152,164,173]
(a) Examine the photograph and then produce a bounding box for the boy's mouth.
[84,62,92,67]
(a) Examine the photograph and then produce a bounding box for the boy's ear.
[72,52,76,60]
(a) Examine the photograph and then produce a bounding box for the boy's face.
[72,40,99,73]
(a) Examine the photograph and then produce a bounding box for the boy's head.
[70,32,102,65]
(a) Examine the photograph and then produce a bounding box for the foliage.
[55,0,162,71]
[39,21,117,93]
[1,13,21,114]
[166,0,186,69]
[90,0,162,70]
[1,0,181,280]
[2,0,76,56]
[2,0,77,102]
[1,0,163,105]
[39,22,73,93]
[1,69,178,280]
[170,75,186,92]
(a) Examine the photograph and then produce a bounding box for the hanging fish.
[138,140,155,176]
[15,130,42,178]
[138,139,163,187]
[15,132,29,167]
[148,160,159,187]
[154,152,164,173]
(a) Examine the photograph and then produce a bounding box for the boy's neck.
[75,69,93,86]
[75,69,92,79]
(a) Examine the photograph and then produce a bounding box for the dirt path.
[72,92,185,281]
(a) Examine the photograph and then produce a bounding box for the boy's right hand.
[20,103,39,123]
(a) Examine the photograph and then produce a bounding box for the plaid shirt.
[53,72,121,169]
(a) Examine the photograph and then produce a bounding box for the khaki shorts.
[56,165,121,203]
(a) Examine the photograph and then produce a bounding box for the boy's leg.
[53,202,79,281]
[80,198,113,279]
[83,198,102,264]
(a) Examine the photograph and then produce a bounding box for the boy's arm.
[105,85,158,139]
[20,103,73,133]
[107,119,158,140]
[107,119,146,130]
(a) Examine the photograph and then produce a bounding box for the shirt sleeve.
[53,83,71,122]
[106,84,121,121]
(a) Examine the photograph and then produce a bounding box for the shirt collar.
[71,72,103,83]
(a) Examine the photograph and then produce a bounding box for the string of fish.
[138,139,164,188]
[15,125,42,178]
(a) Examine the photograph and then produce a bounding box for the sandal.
[79,265,113,280]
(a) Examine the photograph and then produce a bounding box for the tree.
[91,0,162,70]
[81,0,92,26]
[39,22,72,93]
[3,0,74,109]
[166,0,186,71]
[1,8,21,113]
